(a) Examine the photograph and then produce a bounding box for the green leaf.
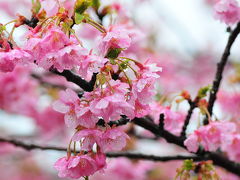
[32,0,41,15]
[197,85,211,99]
[106,48,122,59]
[183,159,194,171]
[0,25,6,33]
[92,0,100,10]
[75,0,92,15]
[119,62,128,70]
[74,13,85,24]
[97,74,106,85]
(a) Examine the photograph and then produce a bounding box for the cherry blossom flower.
[0,66,38,117]
[222,134,240,162]
[217,91,240,117]
[97,25,132,56]
[40,0,75,17]
[214,0,240,25]
[92,158,153,180]
[184,121,236,152]
[54,155,98,178]
[184,134,199,153]
[130,61,162,117]
[150,103,185,136]
[94,152,107,171]
[76,106,99,128]
[78,54,108,80]
[85,80,135,122]
[53,88,80,127]
[25,26,87,72]
[35,106,65,134]
[0,49,32,72]
[71,129,103,151]
[99,128,129,152]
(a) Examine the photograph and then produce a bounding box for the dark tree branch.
[133,117,185,147]
[132,117,240,177]
[1,117,240,176]
[96,115,130,127]
[107,152,207,162]
[31,74,67,90]
[158,113,165,130]
[0,137,67,152]
[0,137,204,162]
[181,99,198,138]
[50,69,97,92]
[23,17,39,28]
[205,22,240,125]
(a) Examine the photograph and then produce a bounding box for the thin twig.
[50,69,97,92]
[181,99,197,138]
[0,137,204,162]
[132,117,240,177]
[205,22,240,125]
[107,152,207,162]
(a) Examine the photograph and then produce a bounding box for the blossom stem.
[3,20,17,26]
[116,58,138,77]
[85,17,106,33]
[180,99,197,138]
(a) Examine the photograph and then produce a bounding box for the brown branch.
[31,74,67,90]
[0,137,204,162]
[0,137,67,152]
[107,152,207,162]
[50,69,97,92]
[131,117,240,177]
[181,99,198,138]
[1,116,240,176]
[205,22,240,125]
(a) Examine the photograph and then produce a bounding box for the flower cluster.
[12,0,161,179]
[184,121,240,162]
[150,102,185,136]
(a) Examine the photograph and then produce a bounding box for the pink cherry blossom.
[35,106,65,134]
[76,106,99,128]
[92,158,152,180]
[0,49,32,72]
[184,121,236,152]
[0,66,38,117]
[94,152,107,171]
[41,43,88,72]
[85,80,135,122]
[25,26,86,72]
[150,103,185,136]
[99,128,129,152]
[54,155,98,178]
[53,88,80,127]
[184,133,200,153]
[217,90,240,117]
[97,25,132,56]
[40,0,75,17]
[213,0,240,25]
[77,24,101,39]
[71,129,103,151]
[78,53,108,80]
[222,134,240,162]
[130,61,162,117]
[131,99,151,118]
[0,0,31,17]
[53,88,99,128]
